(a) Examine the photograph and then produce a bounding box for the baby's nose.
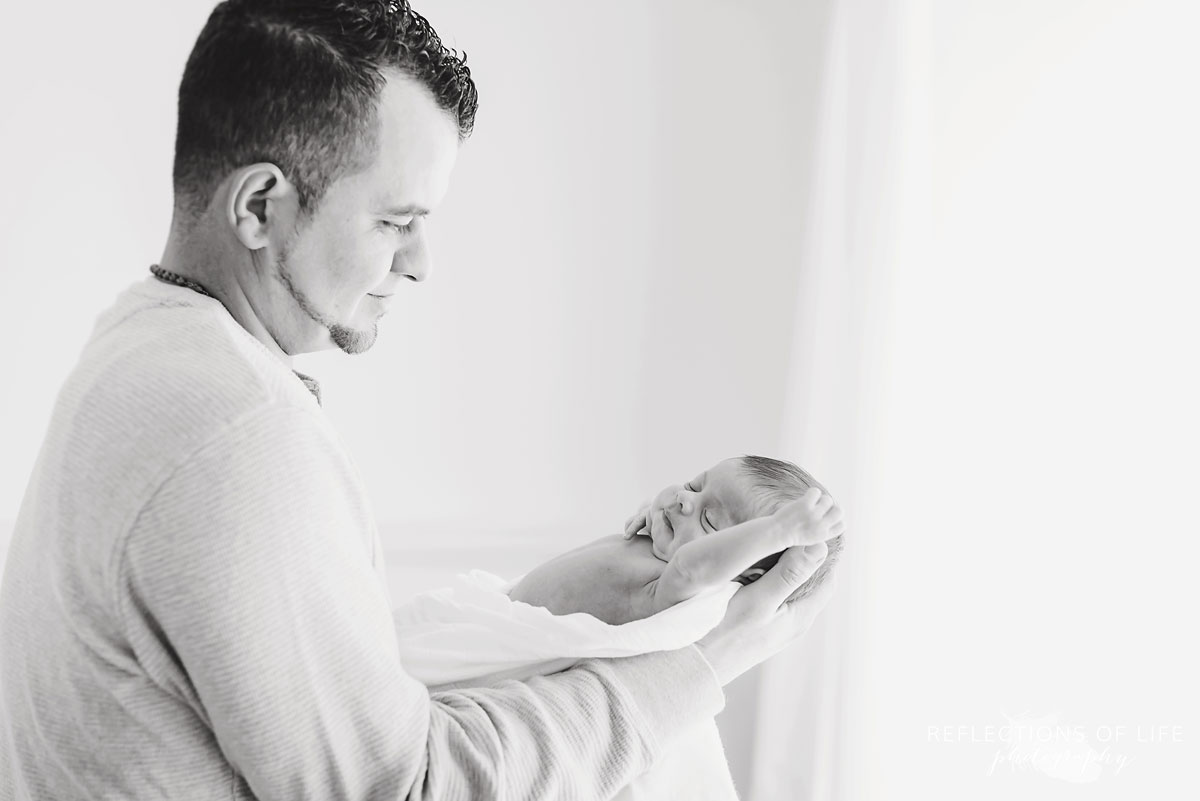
[674,490,694,515]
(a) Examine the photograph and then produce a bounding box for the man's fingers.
[782,565,838,626]
[748,541,827,609]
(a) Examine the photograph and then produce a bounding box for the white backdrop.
[2,1,1198,800]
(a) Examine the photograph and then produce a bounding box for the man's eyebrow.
[377,204,431,217]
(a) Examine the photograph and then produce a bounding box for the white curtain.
[755,1,1199,799]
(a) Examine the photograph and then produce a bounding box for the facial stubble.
[274,250,380,355]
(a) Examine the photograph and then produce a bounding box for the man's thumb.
[756,541,827,606]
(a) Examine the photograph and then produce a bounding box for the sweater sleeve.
[116,404,724,800]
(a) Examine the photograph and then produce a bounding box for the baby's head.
[641,455,843,595]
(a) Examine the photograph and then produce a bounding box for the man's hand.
[694,492,843,685]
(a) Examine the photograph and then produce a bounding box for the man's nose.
[391,225,432,283]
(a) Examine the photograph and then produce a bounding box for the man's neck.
[159,217,294,368]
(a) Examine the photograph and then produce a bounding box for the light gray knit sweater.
[0,278,724,799]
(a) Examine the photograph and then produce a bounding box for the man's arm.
[118,405,723,800]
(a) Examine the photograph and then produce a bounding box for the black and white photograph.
[1,1,1195,799]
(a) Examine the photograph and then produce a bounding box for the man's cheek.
[360,247,399,288]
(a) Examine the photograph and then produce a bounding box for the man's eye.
[383,218,415,233]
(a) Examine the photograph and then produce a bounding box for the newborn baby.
[507,455,845,625]
[398,455,843,801]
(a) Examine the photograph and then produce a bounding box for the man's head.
[172,0,478,355]
[643,455,843,594]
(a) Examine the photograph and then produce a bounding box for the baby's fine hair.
[738,455,843,600]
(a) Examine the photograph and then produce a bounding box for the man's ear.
[226,163,298,250]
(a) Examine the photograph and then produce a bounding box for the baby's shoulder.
[588,534,669,583]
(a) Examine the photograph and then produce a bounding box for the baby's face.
[643,458,759,560]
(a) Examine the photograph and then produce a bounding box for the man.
[0,1,837,798]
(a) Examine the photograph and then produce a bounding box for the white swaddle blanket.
[393,570,742,800]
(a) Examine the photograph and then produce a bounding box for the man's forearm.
[418,648,724,800]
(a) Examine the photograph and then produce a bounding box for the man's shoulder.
[43,279,328,519]
[10,281,341,623]
[72,279,317,434]
[85,278,313,415]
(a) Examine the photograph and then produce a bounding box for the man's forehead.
[353,73,460,210]
[374,75,459,159]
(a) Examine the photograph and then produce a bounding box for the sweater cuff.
[592,645,726,757]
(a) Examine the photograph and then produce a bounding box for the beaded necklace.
[149,264,216,298]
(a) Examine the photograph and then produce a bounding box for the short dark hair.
[736,454,844,599]
[173,0,478,219]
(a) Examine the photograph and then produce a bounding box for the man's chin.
[329,321,379,355]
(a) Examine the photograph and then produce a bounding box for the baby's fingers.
[624,499,653,538]
[623,513,649,539]
[772,492,846,546]
[800,487,823,508]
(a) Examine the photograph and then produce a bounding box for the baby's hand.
[772,487,845,545]
[622,500,652,539]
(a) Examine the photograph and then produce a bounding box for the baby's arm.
[652,489,843,611]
